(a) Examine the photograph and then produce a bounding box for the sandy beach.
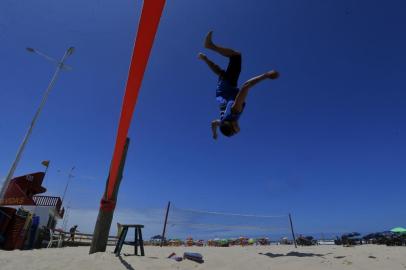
[1,245,405,270]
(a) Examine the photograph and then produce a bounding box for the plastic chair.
[47,229,63,248]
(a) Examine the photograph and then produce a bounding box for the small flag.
[41,160,50,167]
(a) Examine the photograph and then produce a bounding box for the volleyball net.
[164,204,295,241]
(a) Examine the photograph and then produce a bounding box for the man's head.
[219,121,239,137]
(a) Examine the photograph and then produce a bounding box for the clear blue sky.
[0,0,405,236]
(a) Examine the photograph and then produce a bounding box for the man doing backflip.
[198,31,279,139]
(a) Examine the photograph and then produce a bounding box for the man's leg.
[198,53,223,76]
[232,70,279,112]
[204,31,242,85]
[204,31,240,57]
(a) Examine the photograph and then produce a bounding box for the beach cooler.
[183,252,204,263]
[0,207,16,246]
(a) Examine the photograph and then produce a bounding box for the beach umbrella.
[390,227,406,234]
[220,239,228,244]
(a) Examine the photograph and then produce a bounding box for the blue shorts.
[216,54,242,101]
[220,54,242,86]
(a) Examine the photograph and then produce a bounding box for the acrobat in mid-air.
[198,31,279,139]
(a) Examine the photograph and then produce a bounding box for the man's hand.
[198,52,207,61]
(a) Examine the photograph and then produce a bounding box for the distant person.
[198,31,279,139]
[67,225,78,243]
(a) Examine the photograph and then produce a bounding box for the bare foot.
[204,31,215,49]
[198,52,207,60]
[266,70,279,79]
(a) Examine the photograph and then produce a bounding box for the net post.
[289,213,297,248]
[160,201,170,247]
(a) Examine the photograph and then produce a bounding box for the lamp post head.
[67,47,75,56]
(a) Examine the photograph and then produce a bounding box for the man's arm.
[211,120,221,140]
[198,53,223,76]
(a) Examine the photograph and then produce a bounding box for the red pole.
[106,0,166,200]
[90,0,166,253]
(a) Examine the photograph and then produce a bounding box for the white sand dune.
[1,245,405,270]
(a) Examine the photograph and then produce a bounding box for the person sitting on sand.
[198,31,279,139]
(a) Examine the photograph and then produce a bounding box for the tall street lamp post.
[0,47,74,200]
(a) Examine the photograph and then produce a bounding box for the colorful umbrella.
[390,227,406,234]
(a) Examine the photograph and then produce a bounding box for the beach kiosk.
[0,172,64,250]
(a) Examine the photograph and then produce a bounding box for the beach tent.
[390,227,406,234]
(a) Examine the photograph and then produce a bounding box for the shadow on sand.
[118,255,136,270]
[259,251,331,258]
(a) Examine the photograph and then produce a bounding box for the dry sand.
[1,245,405,270]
